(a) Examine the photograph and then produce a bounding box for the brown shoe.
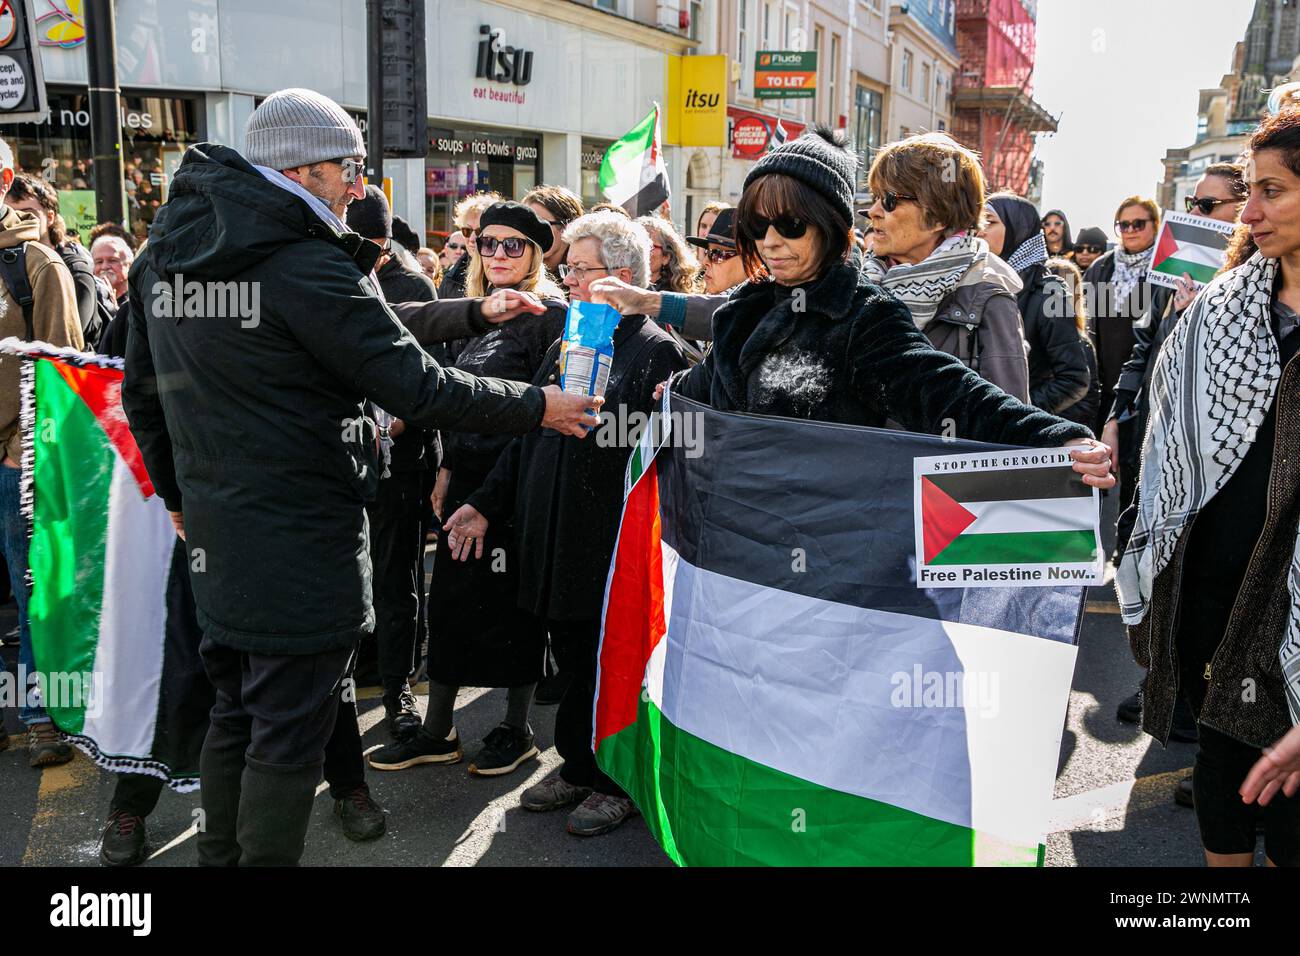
[27,722,73,768]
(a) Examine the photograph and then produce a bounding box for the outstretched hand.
[480,289,547,324]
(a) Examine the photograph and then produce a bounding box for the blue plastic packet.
[559,300,621,400]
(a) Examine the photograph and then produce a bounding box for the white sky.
[1034,0,1257,234]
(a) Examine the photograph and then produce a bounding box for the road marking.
[1046,767,1192,833]
[1085,600,1122,614]
[23,749,100,866]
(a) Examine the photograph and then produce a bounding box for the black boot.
[333,785,387,841]
[235,765,321,866]
[196,727,246,867]
[100,810,149,867]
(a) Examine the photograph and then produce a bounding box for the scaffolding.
[952,0,1057,195]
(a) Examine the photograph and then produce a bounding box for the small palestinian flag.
[1147,210,1234,291]
[770,118,788,151]
[599,104,670,217]
[6,339,208,790]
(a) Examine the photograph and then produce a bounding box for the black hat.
[743,126,857,227]
[686,207,737,249]
[391,214,421,253]
[346,185,391,240]
[1074,226,1108,250]
[478,201,553,254]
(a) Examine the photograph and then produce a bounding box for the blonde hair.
[868,132,987,235]
[1044,256,1088,335]
[636,215,702,293]
[465,232,566,300]
[454,191,503,230]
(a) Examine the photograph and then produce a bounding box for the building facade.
[885,0,959,142]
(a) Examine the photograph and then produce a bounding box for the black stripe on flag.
[1168,218,1230,251]
[925,466,1091,503]
[656,395,1083,644]
[623,175,670,217]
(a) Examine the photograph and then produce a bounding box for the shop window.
[581,138,613,210]
[424,128,540,242]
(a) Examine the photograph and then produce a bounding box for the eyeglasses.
[740,214,807,241]
[1074,244,1104,255]
[558,263,609,280]
[1184,196,1241,215]
[1115,219,1152,233]
[461,227,478,241]
[330,157,364,184]
[477,236,529,258]
[538,217,568,229]
[446,242,465,252]
[705,248,739,263]
[871,191,919,213]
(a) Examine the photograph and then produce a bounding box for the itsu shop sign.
[474,24,533,106]
[0,0,48,123]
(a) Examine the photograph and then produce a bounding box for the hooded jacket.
[1043,209,1073,256]
[0,205,83,462]
[122,143,546,654]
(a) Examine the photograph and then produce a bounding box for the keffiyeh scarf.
[1112,244,1152,312]
[1006,230,1048,273]
[862,233,984,330]
[1115,252,1300,723]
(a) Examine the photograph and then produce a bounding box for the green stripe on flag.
[930,529,1098,566]
[598,697,1041,866]
[1153,257,1219,284]
[27,360,114,733]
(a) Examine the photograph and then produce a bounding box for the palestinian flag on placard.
[7,339,208,791]
[594,392,1083,866]
[921,466,1098,566]
[599,104,670,217]
[1149,213,1230,285]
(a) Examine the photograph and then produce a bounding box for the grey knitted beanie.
[743,125,857,227]
[244,88,366,170]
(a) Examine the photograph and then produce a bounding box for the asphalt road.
[0,495,1238,867]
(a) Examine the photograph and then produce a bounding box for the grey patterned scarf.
[1006,230,1048,273]
[1112,245,1152,312]
[863,234,983,330]
[1115,252,1300,723]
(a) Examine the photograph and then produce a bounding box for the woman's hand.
[1099,419,1120,479]
[430,467,451,522]
[1172,273,1198,313]
[444,504,488,561]
[653,380,670,400]
[1066,438,1116,489]
[1240,724,1300,806]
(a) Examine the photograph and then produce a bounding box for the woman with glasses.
[686,207,748,295]
[637,215,701,294]
[369,202,567,779]
[982,191,1091,417]
[1071,227,1108,271]
[439,191,503,300]
[1080,195,1159,436]
[669,128,1116,481]
[860,132,1030,401]
[522,184,584,274]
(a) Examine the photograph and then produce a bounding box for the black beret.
[479,201,553,254]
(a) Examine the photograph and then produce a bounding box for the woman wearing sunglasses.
[670,128,1116,481]
[369,201,567,779]
[982,191,1092,417]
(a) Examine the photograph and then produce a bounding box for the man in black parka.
[121,89,598,866]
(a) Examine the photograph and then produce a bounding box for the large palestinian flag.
[6,340,208,790]
[599,104,670,217]
[1147,210,1234,291]
[595,393,1085,866]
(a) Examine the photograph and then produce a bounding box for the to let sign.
[754,50,816,99]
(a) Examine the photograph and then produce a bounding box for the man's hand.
[1066,438,1116,489]
[589,276,659,317]
[1099,419,1120,477]
[1172,273,1198,313]
[167,510,186,541]
[480,289,547,324]
[653,379,670,401]
[444,504,488,561]
[540,385,604,437]
[431,467,450,522]
[1240,724,1300,806]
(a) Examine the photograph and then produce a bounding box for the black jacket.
[1057,336,1100,429]
[1017,261,1091,414]
[672,262,1091,446]
[55,240,103,344]
[376,256,439,473]
[1083,249,1152,433]
[122,143,546,654]
[468,314,689,622]
[439,252,469,300]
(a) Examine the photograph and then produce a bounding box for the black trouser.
[367,469,426,687]
[548,618,624,797]
[1192,723,1300,864]
[196,635,353,866]
[111,690,367,816]
[1114,415,1143,554]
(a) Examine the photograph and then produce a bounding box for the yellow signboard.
[665,54,727,147]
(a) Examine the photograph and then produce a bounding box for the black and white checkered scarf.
[863,234,983,330]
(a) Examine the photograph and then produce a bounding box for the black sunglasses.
[1115,219,1152,233]
[1184,196,1240,215]
[873,191,918,213]
[477,236,528,258]
[740,214,808,241]
[1074,244,1104,255]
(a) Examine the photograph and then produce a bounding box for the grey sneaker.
[27,722,73,769]
[566,792,637,837]
[520,773,591,812]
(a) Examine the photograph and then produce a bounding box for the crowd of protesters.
[0,85,1298,869]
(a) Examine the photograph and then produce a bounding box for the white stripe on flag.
[648,541,1077,851]
[964,496,1097,536]
[80,456,176,758]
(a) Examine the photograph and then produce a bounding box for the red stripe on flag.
[1152,222,1178,270]
[48,359,155,499]
[921,475,976,563]
[594,462,666,749]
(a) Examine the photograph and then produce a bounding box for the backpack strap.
[0,244,34,341]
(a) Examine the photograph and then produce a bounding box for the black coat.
[376,256,439,473]
[1017,261,1091,414]
[468,314,690,623]
[122,143,547,655]
[55,240,103,344]
[1083,249,1152,433]
[439,252,469,300]
[673,262,1092,446]
[1057,335,1100,429]
[428,299,566,686]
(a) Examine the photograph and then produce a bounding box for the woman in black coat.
[671,128,1115,480]
[983,191,1092,416]
[369,202,566,778]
